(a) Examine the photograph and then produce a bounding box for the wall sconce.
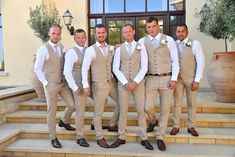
[62,10,75,35]
[200,3,210,18]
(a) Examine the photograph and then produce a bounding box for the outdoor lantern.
[200,3,210,18]
[62,10,75,35]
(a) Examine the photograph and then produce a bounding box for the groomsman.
[63,29,90,147]
[170,24,205,137]
[111,23,154,150]
[82,24,119,148]
[34,24,75,148]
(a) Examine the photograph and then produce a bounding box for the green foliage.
[28,1,60,43]
[200,0,235,40]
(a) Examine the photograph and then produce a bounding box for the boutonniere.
[186,41,192,47]
[62,47,67,53]
[136,45,142,50]
[160,39,168,46]
[109,46,114,52]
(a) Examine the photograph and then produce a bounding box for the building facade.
[0,0,234,88]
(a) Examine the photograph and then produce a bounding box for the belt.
[146,72,172,77]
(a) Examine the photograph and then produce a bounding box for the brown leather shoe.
[157,139,166,151]
[146,120,158,132]
[97,138,110,148]
[170,127,179,135]
[110,138,126,148]
[107,125,118,132]
[188,127,199,136]
[91,124,108,130]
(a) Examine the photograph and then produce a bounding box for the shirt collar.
[125,40,136,46]
[75,44,86,52]
[177,37,189,44]
[95,41,108,48]
[49,40,58,47]
[148,33,161,41]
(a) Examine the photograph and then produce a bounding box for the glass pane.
[117,20,125,27]
[109,28,121,45]
[90,0,103,14]
[105,0,124,13]
[90,19,96,27]
[170,15,185,25]
[170,16,176,25]
[138,28,147,39]
[97,18,102,24]
[159,26,163,33]
[90,28,96,45]
[124,20,133,25]
[169,0,184,11]
[169,26,177,39]
[148,0,167,11]
[139,20,146,26]
[109,21,116,27]
[158,19,163,26]
[126,0,145,12]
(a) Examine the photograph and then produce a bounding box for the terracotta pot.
[31,55,46,102]
[207,52,235,102]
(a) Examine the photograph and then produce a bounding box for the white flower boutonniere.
[186,41,192,47]
[160,39,168,46]
[62,47,67,53]
[136,45,142,50]
[109,46,115,52]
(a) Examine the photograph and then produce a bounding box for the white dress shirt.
[34,40,63,87]
[176,37,205,82]
[138,33,179,81]
[81,42,109,88]
[63,44,86,92]
[113,40,148,85]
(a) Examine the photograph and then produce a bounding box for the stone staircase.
[0,91,235,157]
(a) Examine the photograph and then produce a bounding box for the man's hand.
[191,81,199,91]
[76,88,83,96]
[129,81,137,92]
[168,80,177,89]
[84,87,91,96]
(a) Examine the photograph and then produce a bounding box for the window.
[88,0,185,45]
[0,2,4,71]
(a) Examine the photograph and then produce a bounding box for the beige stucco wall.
[1,0,234,88]
[186,0,235,88]
[0,0,88,86]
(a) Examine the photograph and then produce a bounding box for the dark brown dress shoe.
[107,125,118,132]
[110,138,126,148]
[141,140,154,150]
[97,138,110,148]
[146,120,158,132]
[91,124,108,130]
[77,138,89,147]
[188,127,199,136]
[58,120,75,131]
[170,127,179,135]
[157,139,166,151]
[51,138,62,148]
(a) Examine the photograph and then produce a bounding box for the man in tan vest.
[139,17,179,151]
[110,24,154,150]
[170,24,205,137]
[63,29,90,147]
[34,24,75,148]
[82,24,119,148]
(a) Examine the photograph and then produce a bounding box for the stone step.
[2,138,235,157]
[5,111,235,128]
[19,99,235,114]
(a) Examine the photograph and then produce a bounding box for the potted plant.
[199,0,235,102]
[28,0,60,102]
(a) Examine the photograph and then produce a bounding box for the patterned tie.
[127,43,132,56]
[178,42,185,53]
[101,47,108,56]
[151,38,158,48]
[54,45,60,57]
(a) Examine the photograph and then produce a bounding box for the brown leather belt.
[146,72,172,77]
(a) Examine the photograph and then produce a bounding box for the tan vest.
[144,34,171,74]
[91,44,113,82]
[44,43,64,83]
[120,43,141,81]
[72,47,84,86]
[177,39,196,80]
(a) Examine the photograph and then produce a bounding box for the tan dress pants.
[118,80,147,140]
[172,77,197,128]
[44,82,75,139]
[92,79,119,140]
[145,75,173,140]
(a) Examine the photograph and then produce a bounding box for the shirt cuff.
[83,83,90,88]
[121,80,128,86]
[194,77,201,82]
[43,81,48,87]
[171,75,178,81]
[72,85,79,92]
[133,78,140,84]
